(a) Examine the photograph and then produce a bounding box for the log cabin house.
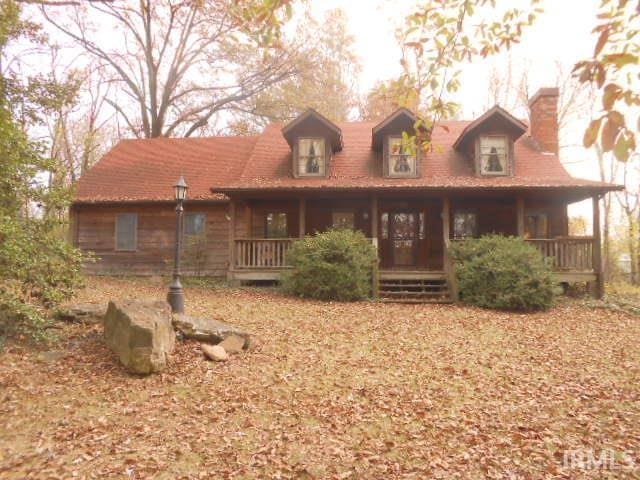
[72,87,621,302]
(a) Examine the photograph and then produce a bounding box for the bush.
[282,229,378,301]
[450,235,555,311]
[0,216,86,341]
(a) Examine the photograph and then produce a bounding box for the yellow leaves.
[603,52,639,69]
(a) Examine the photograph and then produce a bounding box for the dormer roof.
[281,108,343,151]
[453,105,528,152]
[371,108,417,151]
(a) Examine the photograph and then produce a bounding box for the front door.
[390,211,418,268]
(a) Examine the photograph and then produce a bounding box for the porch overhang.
[212,183,622,203]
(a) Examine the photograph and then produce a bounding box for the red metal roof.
[75,119,620,204]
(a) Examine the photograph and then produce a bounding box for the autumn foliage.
[451,235,555,311]
[282,229,378,301]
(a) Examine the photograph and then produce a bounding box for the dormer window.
[297,138,325,176]
[372,108,420,179]
[282,109,342,179]
[452,106,527,178]
[388,136,417,177]
[479,136,508,176]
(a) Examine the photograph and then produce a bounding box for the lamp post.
[167,176,188,313]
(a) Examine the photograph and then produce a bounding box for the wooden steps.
[378,276,452,303]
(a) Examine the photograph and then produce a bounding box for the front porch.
[226,192,603,299]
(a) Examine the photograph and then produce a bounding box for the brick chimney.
[528,87,559,154]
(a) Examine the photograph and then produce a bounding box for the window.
[298,138,325,176]
[184,213,206,236]
[453,212,477,239]
[419,212,425,240]
[525,213,548,239]
[265,212,288,238]
[332,211,355,230]
[479,136,508,175]
[388,136,416,177]
[115,213,137,251]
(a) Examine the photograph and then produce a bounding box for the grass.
[1,276,639,479]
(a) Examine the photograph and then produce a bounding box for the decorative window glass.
[298,138,325,176]
[332,211,355,230]
[388,136,416,177]
[525,213,548,239]
[419,212,425,240]
[479,136,508,175]
[115,213,137,251]
[265,212,288,238]
[453,212,477,239]
[184,213,206,236]
[381,212,389,239]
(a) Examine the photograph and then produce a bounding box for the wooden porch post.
[592,195,604,298]
[516,196,525,237]
[371,194,379,299]
[371,194,379,245]
[299,198,306,238]
[228,199,236,276]
[245,200,252,237]
[442,197,459,301]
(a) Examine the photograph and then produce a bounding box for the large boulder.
[173,314,251,349]
[104,300,175,375]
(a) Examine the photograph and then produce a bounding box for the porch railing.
[233,237,378,270]
[234,238,294,269]
[525,237,594,271]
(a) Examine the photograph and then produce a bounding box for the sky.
[307,0,631,223]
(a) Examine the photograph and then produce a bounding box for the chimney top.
[528,87,559,108]
[528,87,559,155]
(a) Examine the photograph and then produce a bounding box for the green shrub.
[450,234,555,311]
[282,229,378,301]
[0,216,86,341]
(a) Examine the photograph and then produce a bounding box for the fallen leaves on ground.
[1,277,639,479]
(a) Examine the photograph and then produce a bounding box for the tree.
[391,0,541,150]
[228,8,360,131]
[41,0,297,138]
[44,55,115,188]
[0,0,85,340]
[568,216,589,236]
[575,0,639,161]
[615,155,640,284]
[360,78,420,121]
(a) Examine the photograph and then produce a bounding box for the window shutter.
[116,213,137,251]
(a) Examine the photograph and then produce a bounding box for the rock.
[173,315,251,349]
[103,300,175,375]
[202,344,228,362]
[218,334,245,354]
[57,303,107,324]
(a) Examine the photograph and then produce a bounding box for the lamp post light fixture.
[167,176,188,313]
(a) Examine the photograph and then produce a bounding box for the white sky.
[309,0,632,223]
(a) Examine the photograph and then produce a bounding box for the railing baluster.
[525,237,595,273]
[230,239,294,269]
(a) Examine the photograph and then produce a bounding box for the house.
[71,87,621,301]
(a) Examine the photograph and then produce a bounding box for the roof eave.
[453,105,528,151]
